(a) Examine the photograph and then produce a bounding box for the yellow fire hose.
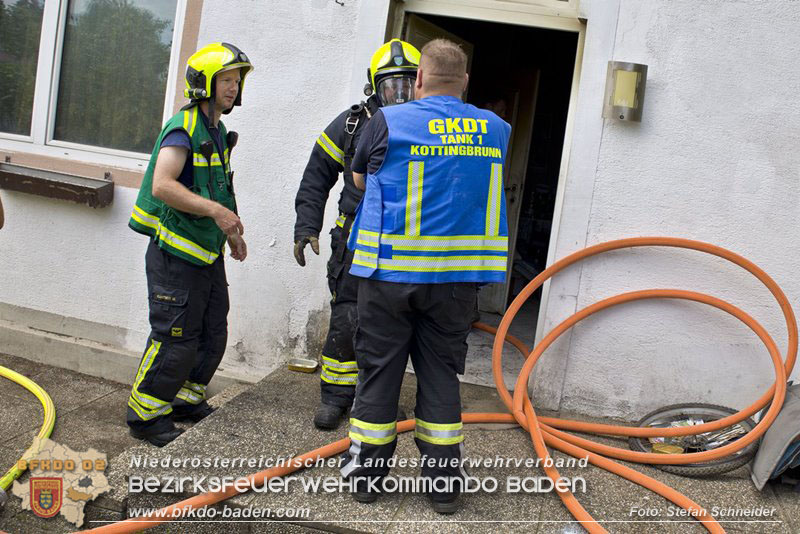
[0,365,56,506]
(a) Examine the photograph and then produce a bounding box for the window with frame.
[0,0,180,161]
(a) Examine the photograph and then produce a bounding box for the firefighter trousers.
[320,221,360,408]
[341,278,477,493]
[127,240,229,433]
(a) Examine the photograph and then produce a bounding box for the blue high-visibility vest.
[348,95,511,283]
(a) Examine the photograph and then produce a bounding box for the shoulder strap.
[343,101,369,156]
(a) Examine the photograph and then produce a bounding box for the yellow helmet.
[184,42,253,111]
[367,39,420,106]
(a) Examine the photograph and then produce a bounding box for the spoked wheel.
[628,403,758,477]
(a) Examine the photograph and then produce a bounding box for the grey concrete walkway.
[1,352,798,534]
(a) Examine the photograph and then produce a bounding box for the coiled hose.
[81,237,796,534]
[0,365,57,507]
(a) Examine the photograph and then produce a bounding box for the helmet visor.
[376,75,415,106]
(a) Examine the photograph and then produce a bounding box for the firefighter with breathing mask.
[293,39,420,430]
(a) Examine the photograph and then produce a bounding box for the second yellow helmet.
[367,39,420,106]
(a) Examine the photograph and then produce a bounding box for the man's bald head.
[416,39,468,98]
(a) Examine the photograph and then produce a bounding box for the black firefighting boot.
[314,402,347,430]
[172,401,217,423]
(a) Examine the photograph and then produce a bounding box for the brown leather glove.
[293,236,319,266]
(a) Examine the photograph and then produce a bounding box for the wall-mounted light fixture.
[603,61,647,122]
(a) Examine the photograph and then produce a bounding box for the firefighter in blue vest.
[293,40,420,430]
[126,43,253,446]
[340,39,511,513]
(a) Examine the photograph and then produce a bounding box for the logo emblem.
[394,56,403,66]
[30,477,63,518]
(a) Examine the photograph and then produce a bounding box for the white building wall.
[189,0,392,375]
[541,0,800,418]
[0,0,391,379]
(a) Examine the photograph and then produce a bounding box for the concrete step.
[85,380,257,528]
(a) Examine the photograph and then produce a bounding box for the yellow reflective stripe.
[383,234,507,242]
[127,398,172,421]
[127,398,148,419]
[357,230,379,247]
[317,132,344,166]
[384,234,507,252]
[349,432,396,445]
[184,381,206,395]
[379,265,505,273]
[156,224,218,264]
[322,356,358,371]
[414,432,464,445]
[335,214,346,228]
[189,106,198,137]
[193,148,230,167]
[133,205,159,226]
[353,250,377,268]
[376,255,506,272]
[415,420,463,431]
[128,340,174,421]
[405,161,424,236]
[180,108,198,137]
[175,387,203,405]
[131,210,158,231]
[321,372,358,385]
[349,418,397,445]
[131,341,168,407]
[485,163,503,236]
[380,234,508,252]
[415,418,464,445]
[395,245,506,252]
[350,418,395,432]
[390,254,505,263]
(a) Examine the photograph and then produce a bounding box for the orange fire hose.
[81,237,796,534]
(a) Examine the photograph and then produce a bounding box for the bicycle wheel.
[628,403,757,477]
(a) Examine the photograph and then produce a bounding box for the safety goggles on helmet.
[376,75,415,106]
[367,39,420,107]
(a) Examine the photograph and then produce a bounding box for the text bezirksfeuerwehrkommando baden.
[129,454,588,471]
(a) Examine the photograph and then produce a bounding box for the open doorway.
[394,11,579,387]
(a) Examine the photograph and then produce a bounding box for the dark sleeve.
[293,110,349,241]
[161,130,191,150]
[352,110,388,175]
[159,129,193,189]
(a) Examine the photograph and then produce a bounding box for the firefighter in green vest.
[126,43,253,446]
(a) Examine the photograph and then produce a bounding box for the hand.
[228,234,247,261]
[293,236,319,266]
[213,205,244,236]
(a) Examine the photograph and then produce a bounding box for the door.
[402,13,540,313]
[404,14,474,90]
[478,71,540,313]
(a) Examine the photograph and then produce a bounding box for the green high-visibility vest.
[129,105,236,266]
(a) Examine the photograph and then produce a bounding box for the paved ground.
[1,351,798,534]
